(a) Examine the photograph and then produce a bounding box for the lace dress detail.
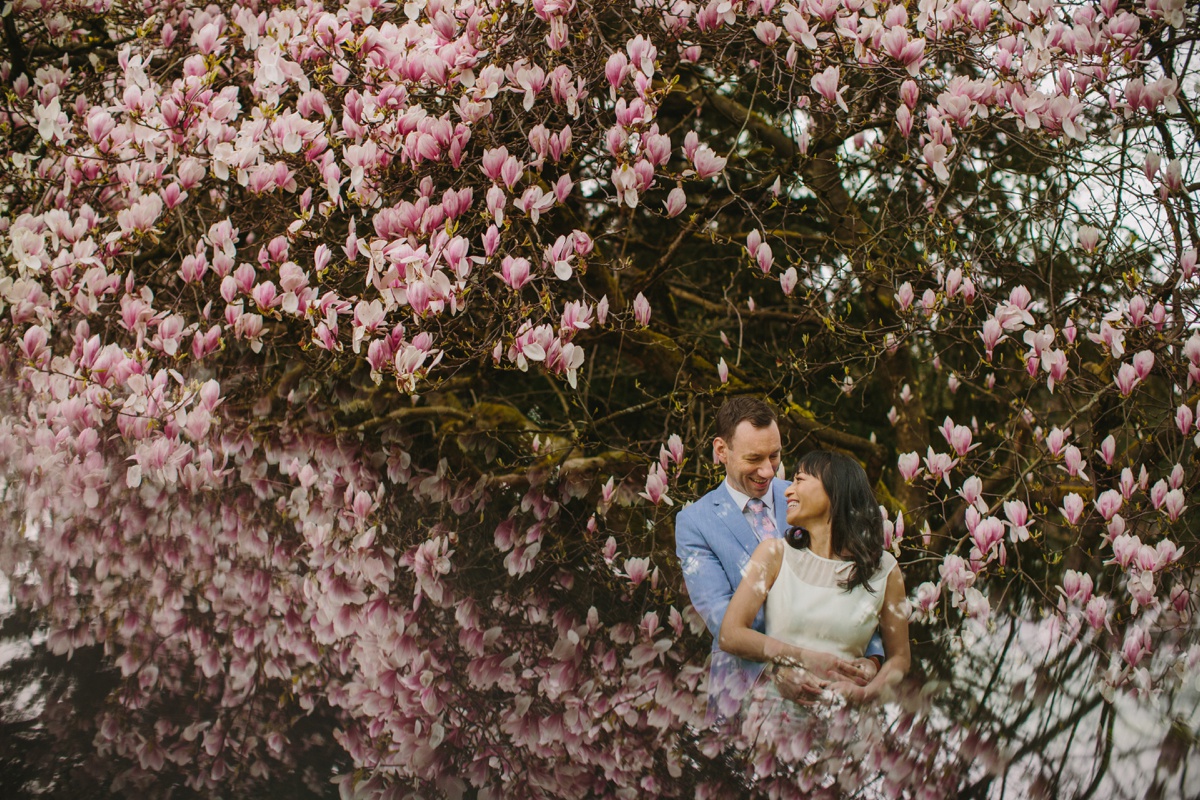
[764,546,897,661]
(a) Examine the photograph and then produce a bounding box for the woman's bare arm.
[718,539,860,677]
[832,565,911,701]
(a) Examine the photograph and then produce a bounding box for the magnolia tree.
[2,0,1199,796]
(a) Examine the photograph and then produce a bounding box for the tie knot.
[747,498,765,512]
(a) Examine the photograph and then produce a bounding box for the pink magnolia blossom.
[1084,596,1109,630]
[1059,570,1093,604]
[1038,349,1067,392]
[780,266,798,296]
[1110,533,1142,568]
[923,142,951,182]
[1181,249,1197,281]
[944,423,974,457]
[1061,493,1085,525]
[810,66,848,112]
[1094,490,1123,521]
[1163,159,1184,194]
[499,256,532,290]
[638,463,672,506]
[1077,225,1101,253]
[1127,295,1147,327]
[1121,469,1139,500]
[754,20,781,45]
[601,476,617,506]
[970,516,1005,558]
[1132,349,1155,380]
[632,293,651,326]
[1169,463,1185,490]
[1163,488,1186,522]
[979,318,1005,359]
[958,476,985,511]
[1176,404,1194,435]
[939,554,976,597]
[1121,627,1151,668]
[898,451,921,482]
[1170,584,1190,616]
[690,144,727,179]
[666,434,684,465]
[605,52,630,91]
[782,8,818,49]
[1003,500,1030,542]
[1045,427,1069,457]
[924,448,957,486]
[1061,446,1087,480]
[560,300,593,333]
[664,187,686,217]
[880,27,925,75]
[1114,362,1140,396]
[626,34,657,77]
[913,581,941,616]
[1156,539,1183,569]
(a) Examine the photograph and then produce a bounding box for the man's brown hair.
[714,397,778,443]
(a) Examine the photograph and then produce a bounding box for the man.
[675,397,881,720]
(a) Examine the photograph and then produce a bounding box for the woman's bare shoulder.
[753,537,786,558]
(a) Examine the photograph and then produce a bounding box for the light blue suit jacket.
[675,478,791,719]
[676,477,884,719]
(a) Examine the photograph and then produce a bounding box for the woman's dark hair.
[785,450,884,593]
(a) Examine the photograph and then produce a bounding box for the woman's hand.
[847,657,879,685]
[786,650,874,685]
[827,680,874,704]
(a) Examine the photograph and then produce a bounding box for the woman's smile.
[784,473,831,528]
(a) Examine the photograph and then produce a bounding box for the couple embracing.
[675,398,910,723]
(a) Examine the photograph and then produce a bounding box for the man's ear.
[713,437,727,464]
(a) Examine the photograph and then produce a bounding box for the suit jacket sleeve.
[675,505,736,641]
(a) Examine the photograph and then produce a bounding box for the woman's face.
[784,470,831,529]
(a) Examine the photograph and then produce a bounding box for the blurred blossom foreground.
[1,0,1199,797]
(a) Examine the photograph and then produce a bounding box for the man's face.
[714,420,781,499]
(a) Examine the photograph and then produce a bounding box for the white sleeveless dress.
[736,547,899,756]
[764,546,898,660]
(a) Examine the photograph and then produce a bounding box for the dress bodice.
[764,546,897,661]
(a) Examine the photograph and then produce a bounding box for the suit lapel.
[709,485,759,561]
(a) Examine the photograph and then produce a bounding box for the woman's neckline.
[799,547,848,563]
[787,527,847,561]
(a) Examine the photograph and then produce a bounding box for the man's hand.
[772,666,827,705]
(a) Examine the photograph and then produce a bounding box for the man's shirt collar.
[723,479,774,514]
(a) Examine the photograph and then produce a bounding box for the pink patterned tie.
[745,498,777,541]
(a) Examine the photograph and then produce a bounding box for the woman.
[719,450,910,703]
